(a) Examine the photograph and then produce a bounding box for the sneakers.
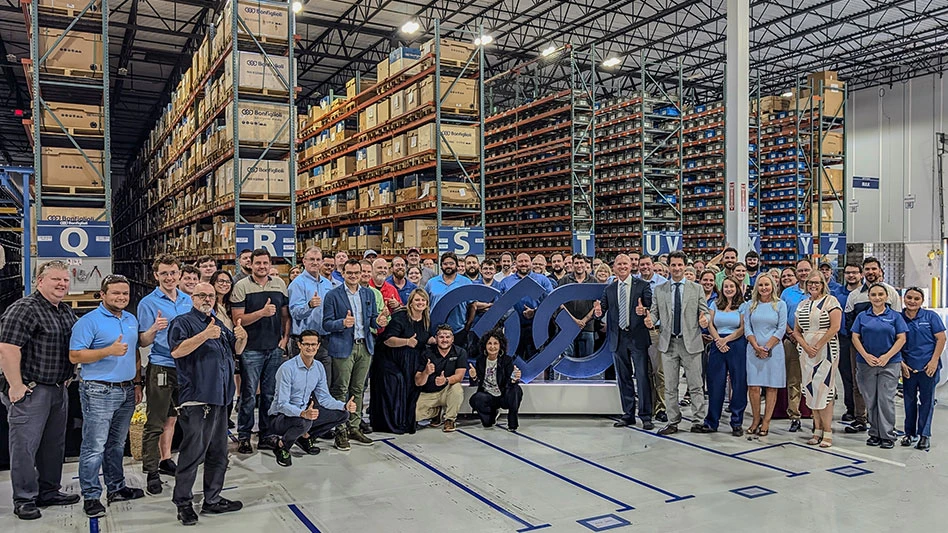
[880,439,895,449]
[845,421,867,433]
[107,487,145,503]
[37,491,80,507]
[237,439,253,454]
[788,419,802,433]
[866,436,882,446]
[158,458,177,476]
[334,428,351,451]
[201,497,243,515]
[177,504,199,525]
[146,472,162,495]
[655,411,668,422]
[349,428,375,445]
[430,409,444,427]
[257,436,277,451]
[275,445,292,467]
[295,436,321,455]
[360,420,373,435]
[841,412,855,422]
[83,499,106,518]
[443,419,457,433]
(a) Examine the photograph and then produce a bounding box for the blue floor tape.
[382,439,552,532]
[458,429,635,512]
[497,424,693,503]
[89,517,99,533]
[288,504,321,532]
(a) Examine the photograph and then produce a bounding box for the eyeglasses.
[299,342,319,348]
[192,293,215,300]
[157,271,180,278]
[806,281,823,285]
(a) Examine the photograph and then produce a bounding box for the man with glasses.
[267,330,356,467]
[196,256,217,284]
[138,254,192,495]
[780,258,812,433]
[70,275,151,518]
[167,282,247,525]
[287,247,334,381]
[0,261,79,520]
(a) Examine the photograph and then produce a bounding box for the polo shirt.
[715,270,751,290]
[780,285,807,329]
[493,271,512,283]
[70,304,139,382]
[370,279,403,311]
[901,308,946,370]
[0,291,77,384]
[138,287,192,368]
[416,345,468,393]
[831,284,857,335]
[287,270,334,335]
[425,274,473,332]
[851,307,908,365]
[844,281,903,331]
[496,271,554,322]
[269,355,344,417]
[167,307,237,406]
[387,275,417,304]
[230,275,288,351]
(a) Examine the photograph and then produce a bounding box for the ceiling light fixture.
[781,91,793,97]
[541,45,557,57]
[401,20,420,34]
[474,34,493,46]
[602,57,621,68]
[291,1,303,14]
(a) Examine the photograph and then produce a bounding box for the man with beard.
[714,247,749,289]
[462,254,482,283]
[494,252,514,282]
[819,261,843,293]
[745,250,761,286]
[532,254,548,275]
[497,253,554,361]
[370,258,402,315]
[332,251,349,285]
[843,257,902,434]
[425,253,473,338]
[414,325,468,432]
[548,253,569,287]
[628,252,641,276]
[780,258,812,433]
[287,247,334,374]
[168,283,247,525]
[407,247,436,286]
[386,256,417,303]
[836,262,864,425]
[558,254,599,370]
[234,249,253,282]
[321,254,340,288]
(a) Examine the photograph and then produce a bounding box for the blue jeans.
[238,348,283,440]
[904,368,940,437]
[78,382,135,500]
[704,337,748,430]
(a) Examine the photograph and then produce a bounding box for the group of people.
[0,245,942,526]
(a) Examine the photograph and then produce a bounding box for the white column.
[726,0,751,255]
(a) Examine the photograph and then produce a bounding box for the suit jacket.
[600,276,653,352]
[469,353,519,395]
[322,284,379,358]
[649,279,708,354]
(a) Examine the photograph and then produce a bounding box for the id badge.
[157,371,167,387]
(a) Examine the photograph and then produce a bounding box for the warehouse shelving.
[294,21,484,260]
[483,44,594,255]
[0,167,29,306]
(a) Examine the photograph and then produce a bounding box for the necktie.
[618,282,629,329]
[673,282,682,336]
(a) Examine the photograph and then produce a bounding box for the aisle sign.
[573,231,594,257]
[37,221,110,257]
[798,232,813,255]
[853,176,880,190]
[748,232,761,254]
[820,233,847,255]
[644,231,682,256]
[236,224,295,258]
[438,226,484,256]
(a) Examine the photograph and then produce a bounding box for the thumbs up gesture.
[468,363,477,380]
[635,298,646,316]
[309,291,321,308]
[406,333,418,348]
[425,358,435,374]
[434,371,447,386]
[523,306,536,320]
[376,312,389,328]
[345,395,357,413]
[109,334,128,356]
[594,300,603,318]
[301,399,319,420]
[203,321,222,340]
[699,312,710,329]
[234,318,247,341]
[262,298,277,317]
[644,310,654,329]
[152,311,168,332]
[387,297,399,310]
[343,310,355,328]
[512,365,522,382]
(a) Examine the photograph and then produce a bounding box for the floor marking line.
[89,517,100,533]
[802,444,906,468]
[382,439,552,532]
[497,424,693,503]
[458,429,635,512]
[783,442,867,465]
[609,417,809,477]
[729,443,788,457]
[287,504,322,533]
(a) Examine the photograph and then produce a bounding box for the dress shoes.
[14,502,41,520]
[177,504,199,526]
[642,421,655,430]
[916,436,931,450]
[657,424,679,436]
[690,424,714,434]
[37,491,80,507]
[731,426,744,437]
[201,497,243,515]
[613,417,635,427]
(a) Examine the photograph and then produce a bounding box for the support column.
[725,0,751,255]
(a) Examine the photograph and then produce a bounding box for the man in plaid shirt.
[0,261,80,520]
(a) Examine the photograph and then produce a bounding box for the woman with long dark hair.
[900,287,946,450]
[702,277,747,436]
[371,288,432,434]
[210,270,234,330]
[468,328,523,431]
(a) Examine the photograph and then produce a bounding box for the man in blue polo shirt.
[497,253,554,361]
[425,252,473,335]
[137,254,192,495]
[780,258,811,433]
[70,275,151,518]
[288,247,335,376]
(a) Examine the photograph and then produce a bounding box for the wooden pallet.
[41,184,105,196]
[235,86,290,98]
[39,65,102,79]
[37,3,101,18]
[41,125,103,137]
[420,56,479,70]
[394,199,437,213]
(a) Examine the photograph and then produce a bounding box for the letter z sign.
[820,233,846,255]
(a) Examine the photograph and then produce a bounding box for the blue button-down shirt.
[425,274,473,332]
[781,285,808,329]
[636,273,668,289]
[387,275,417,304]
[288,271,335,335]
[496,272,554,322]
[345,285,365,340]
[138,287,192,368]
[167,307,237,406]
[70,304,139,382]
[269,354,344,417]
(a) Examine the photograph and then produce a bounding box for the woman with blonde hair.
[792,273,842,447]
[594,262,612,283]
[743,274,788,437]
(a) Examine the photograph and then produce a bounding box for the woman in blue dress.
[703,277,748,436]
[744,274,788,437]
[900,287,945,450]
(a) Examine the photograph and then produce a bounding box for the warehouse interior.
[1,0,948,531]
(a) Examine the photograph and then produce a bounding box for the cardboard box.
[381,222,395,248]
[355,148,368,172]
[334,156,356,179]
[366,144,381,168]
[356,235,382,250]
[402,219,437,247]
[224,51,290,94]
[811,203,835,234]
[421,38,477,65]
[226,101,291,144]
[418,76,477,112]
[391,133,407,160]
[377,59,389,82]
[814,131,843,155]
[216,158,290,198]
[396,185,417,203]
[346,76,375,99]
[43,102,103,133]
[438,181,478,205]
[407,129,421,155]
[390,89,405,118]
[41,147,105,189]
[376,98,390,124]
[405,82,421,112]
[389,47,421,76]
[222,0,289,42]
[819,168,844,195]
[39,28,102,73]
[381,140,394,164]
[807,70,838,88]
[415,123,479,159]
[365,104,377,129]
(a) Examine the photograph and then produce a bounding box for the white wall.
[848,73,947,246]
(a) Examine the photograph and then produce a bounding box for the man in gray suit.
[644,251,711,435]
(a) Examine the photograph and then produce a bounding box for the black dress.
[370,309,431,434]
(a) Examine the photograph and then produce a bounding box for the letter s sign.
[438,226,484,257]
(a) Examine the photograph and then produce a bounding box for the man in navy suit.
[594,254,654,429]
[323,259,387,450]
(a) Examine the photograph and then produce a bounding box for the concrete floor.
[1,395,944,532]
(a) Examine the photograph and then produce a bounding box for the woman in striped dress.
[792,272,842,448]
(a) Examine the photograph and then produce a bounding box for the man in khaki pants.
[414,325,468,432]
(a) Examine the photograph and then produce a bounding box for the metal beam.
[112,0,140,107]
